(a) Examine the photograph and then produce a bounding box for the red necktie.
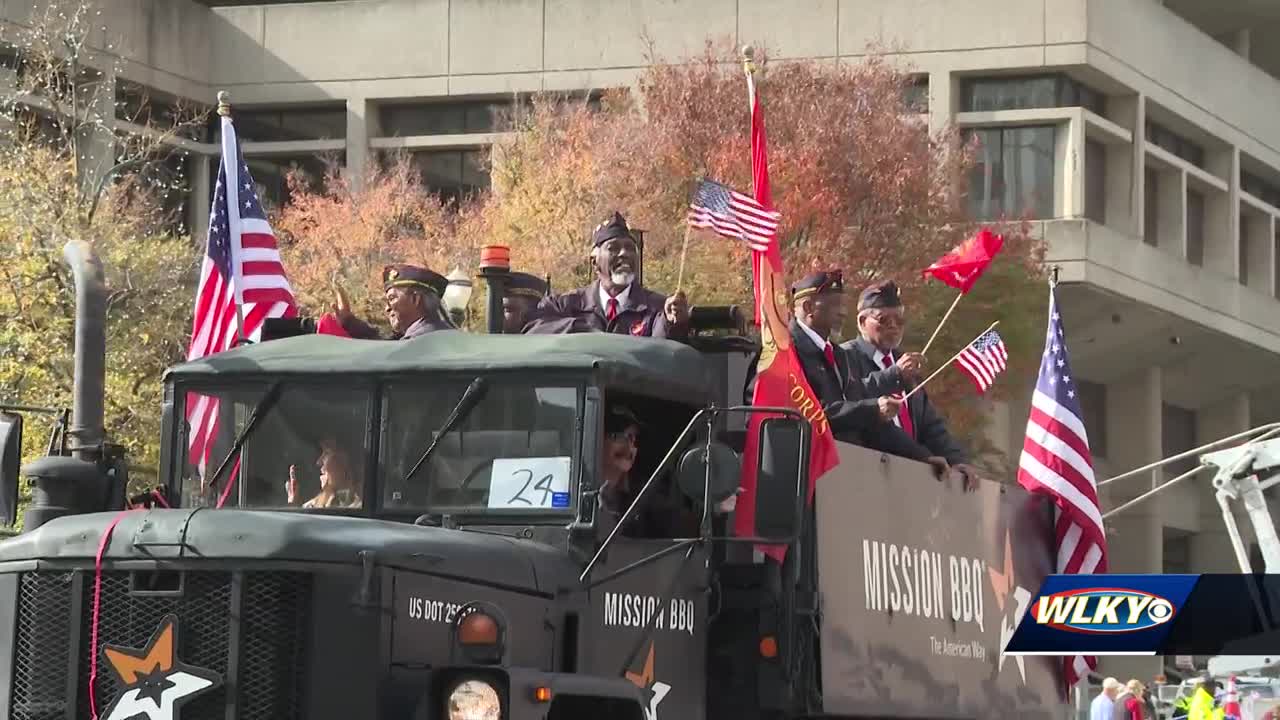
[823,343,837,370]
[883,353,915,439]
[606,298,619,323]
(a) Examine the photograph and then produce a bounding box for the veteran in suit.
[330,263,455,340]
[524,212,691,339]
[841,279,979,484]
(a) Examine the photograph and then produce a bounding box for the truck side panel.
[816,443,1066,719]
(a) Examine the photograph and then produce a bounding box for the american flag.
[686,178,780,252]
[1016,287,1107,692]
[955,328,1008,393]
[184,112,297,500]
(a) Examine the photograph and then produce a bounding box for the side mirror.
[752,417,808,541]
[0,412,22,527]
[676,441,740,506]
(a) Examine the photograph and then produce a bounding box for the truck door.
[585,540,709,720]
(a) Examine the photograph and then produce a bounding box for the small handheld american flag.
[686,178,780,252]
[955,328,1008,394]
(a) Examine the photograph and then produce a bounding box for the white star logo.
[99,615,222,720]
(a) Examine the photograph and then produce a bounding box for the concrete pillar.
[1156,170,1186,257]
[928,70,956,137]
[346,97,373,190]
[1190,394,1252,572]
[1131,95,1148,240]
[1098,366,1163,683]
[75,72,117,202]
[188,153,212,241]
[1057,112,1086,219]
[1201,148,1237,279]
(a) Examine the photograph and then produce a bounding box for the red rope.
[88,508,141,720]
[215,455,241,509]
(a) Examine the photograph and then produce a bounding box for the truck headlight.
[447,679,501,720]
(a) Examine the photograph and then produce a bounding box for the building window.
[1186,189,1205,266]
[380,99,529,137]
[903,76,929,113]
[1241,170,1280,209]
[1145,120,1205,168]
[1144,169,1159,247]
[1274,228,1280,300]
[965,126,1056,220]
[1162,403,1197,478]
[407,148,490,204]
[1085,139,1107,224]
[241,152,343,212]
[1163,528,1192,574]
[960,74,1106,115]
[1076,380,1108,459]
[232,106,347,143]
[115,80,210,142]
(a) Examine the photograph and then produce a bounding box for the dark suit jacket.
[340,312,453,340]
[744,322,932,461]
[523,280,688,340]
[840,337,969,465]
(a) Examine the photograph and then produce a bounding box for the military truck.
[0,242,1069,720]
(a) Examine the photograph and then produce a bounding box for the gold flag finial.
[741,44,756,75]
[216,91,231,117]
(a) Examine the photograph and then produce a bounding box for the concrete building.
[6,0,1280,689]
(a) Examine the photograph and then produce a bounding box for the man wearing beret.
[503,271,548,334]
[842,279,978,483]
[524,212,691,339]
[330,263,455,340]
[767,270,949,474]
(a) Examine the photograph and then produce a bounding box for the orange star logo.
[989,530,1031,684]
[99,614,222,720]
[988,530,1015,611]
[624,642,672,720]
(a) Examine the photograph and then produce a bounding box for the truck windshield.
[380,380,580,517]
[178,383,373,510]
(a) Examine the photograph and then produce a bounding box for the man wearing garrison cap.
[503,271,549,334]
[752,269,948,473]
[841,279,976,481]
[330,263,454,340]
[524,211,691,339]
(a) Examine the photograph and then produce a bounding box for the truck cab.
[0,329,813,720]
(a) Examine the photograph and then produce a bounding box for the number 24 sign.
[488,457,572,510]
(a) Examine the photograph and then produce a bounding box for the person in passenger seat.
[285,438,363,509]
[597,404,738,538]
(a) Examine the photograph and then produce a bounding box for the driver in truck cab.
[524,211,692,339]
[597,404,738,538]
[285,438,363,509]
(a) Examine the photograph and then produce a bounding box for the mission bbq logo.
[862,539,987,632]
[1033,588,1176,634]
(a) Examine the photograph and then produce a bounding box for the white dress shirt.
[599,284,632,316]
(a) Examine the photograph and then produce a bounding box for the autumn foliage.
[278,43,1046,473]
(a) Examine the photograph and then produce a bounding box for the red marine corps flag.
[732,50,841,563]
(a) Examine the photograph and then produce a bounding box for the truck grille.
[9,569,312,720]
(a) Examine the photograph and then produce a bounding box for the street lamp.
[443,267,473,328]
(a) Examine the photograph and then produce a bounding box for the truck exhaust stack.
[64,239,107,464]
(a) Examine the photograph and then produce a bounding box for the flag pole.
[921,290,963,356]
[903,320,999,401]
[218,90,249,347]
[675,223,693,293]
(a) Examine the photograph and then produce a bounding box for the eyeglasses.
[607,430,639,445]
[868,312,904,328]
